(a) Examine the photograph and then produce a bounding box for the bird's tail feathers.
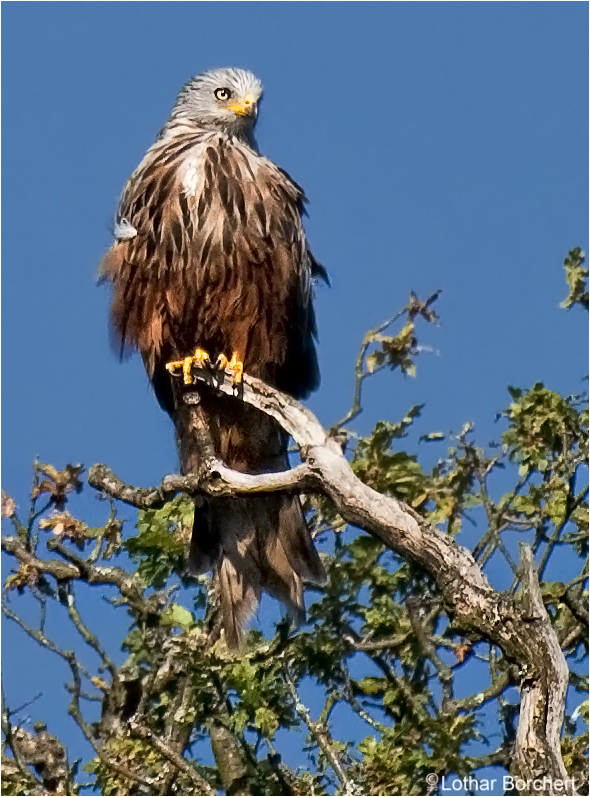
[190,494,325,649]
[177,397,325,649]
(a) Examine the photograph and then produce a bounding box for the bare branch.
[2,600,154,792]
[1,534,145,612]
[58,581,118,681]
[2,686,46,793]
[450,670,512,712]
[406,598,453,705]
[284,670,362,796]
[513,545,572,792]
[88,461,314,508]
[332,310,406,430]
[1,535,79,580]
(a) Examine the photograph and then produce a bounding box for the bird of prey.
[100,68,326,647]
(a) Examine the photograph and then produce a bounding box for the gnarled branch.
[88,368,576,795]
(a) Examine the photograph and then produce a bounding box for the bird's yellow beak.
[227,94,257,117]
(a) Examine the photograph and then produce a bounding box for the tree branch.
[129,721,216,796]
[88,462,315,508]
[1,534,145,612]
[1,535,80,580]
[512,545,572,791]
[86,367,576,794]
[283,671,361,796]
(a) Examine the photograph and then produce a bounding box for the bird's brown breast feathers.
[101,132,318,403]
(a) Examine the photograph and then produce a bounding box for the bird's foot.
[166,348,210,385]
[216,352,244,385]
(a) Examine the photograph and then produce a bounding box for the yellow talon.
[217,352,244,385]
[166,348,210,385]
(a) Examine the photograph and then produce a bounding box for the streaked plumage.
[100,68,326,647]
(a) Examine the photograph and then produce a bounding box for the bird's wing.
[99,132,207,374]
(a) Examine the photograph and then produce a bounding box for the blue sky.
[2,2,588,791]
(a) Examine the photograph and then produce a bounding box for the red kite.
[101,68,326,647]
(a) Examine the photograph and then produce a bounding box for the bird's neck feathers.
[159,112,259,152]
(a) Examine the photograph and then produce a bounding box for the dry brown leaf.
[32,464,83,508]
[5,563,40,592]
[1,490,16,519]
[39,512,87,548]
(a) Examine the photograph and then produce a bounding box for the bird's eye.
[214,88,232,101]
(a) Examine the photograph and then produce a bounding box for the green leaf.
[357,735,378,756]
[561,247,588,311]
[356,676,387,695]
[540,581,566,601]
[161,603,194,629]
[419,432,445,442]
[573,699,589,724]
[125,496,193,588]
[254,706,279,738]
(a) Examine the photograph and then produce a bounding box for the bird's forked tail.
[175,395,325,648]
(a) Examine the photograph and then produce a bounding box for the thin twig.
[1,685,45,791]
[58,581,119,681]
[332,310,407,431]
[283,670,362,795]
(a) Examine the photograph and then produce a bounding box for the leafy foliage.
[126,496,194,588]
[561,247,589,311]
[1,258,587,795]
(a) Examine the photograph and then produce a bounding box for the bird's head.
[169,68,263,137]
